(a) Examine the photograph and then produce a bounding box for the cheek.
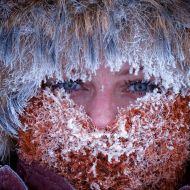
[114,92,144,108]
[70,91,92,107]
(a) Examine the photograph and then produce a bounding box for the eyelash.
[124,80,160,94]
[42,79,160,94]
[48,79,83,92]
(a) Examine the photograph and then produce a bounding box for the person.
[0,0,190,190]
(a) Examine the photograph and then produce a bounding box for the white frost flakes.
[90,160,97,177]
[90,182,101,190]
[67,119,79,132]
[142,125,149,129]
[167,145,174,151]
[48,149,55,158]
[125,142,134,156]
[117,118,127,135]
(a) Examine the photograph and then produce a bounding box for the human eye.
[124,80,160,94]
[43,79,83,93]
[54,79,83,92]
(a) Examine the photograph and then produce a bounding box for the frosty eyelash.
[124,80,161,94]
[43,79,82,92]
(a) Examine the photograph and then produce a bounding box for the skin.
[69,64,146,130]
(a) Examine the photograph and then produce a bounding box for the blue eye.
[125,80,160,93]
[130,82,147,92]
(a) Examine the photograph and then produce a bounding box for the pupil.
[65,81,75,90]
[68,82,73,88]
[136,83,147,91]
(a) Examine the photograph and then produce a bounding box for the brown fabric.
[0,165,27,190]
[16,159,75,190]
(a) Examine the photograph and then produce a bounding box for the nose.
[86,90,116,130]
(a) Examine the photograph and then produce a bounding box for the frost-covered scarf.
[18,88,190,190]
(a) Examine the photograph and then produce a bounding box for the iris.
[125,80,160,94]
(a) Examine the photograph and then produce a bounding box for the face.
[64,64,157,129]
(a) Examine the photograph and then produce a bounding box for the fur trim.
[0,130,13,163]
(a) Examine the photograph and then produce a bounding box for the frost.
[18,89,190,189]
[90,182,100,190]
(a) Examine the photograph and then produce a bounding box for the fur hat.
[0,0,190,161]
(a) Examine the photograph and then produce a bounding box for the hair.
[0,0,190,161]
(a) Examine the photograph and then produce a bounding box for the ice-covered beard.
[18,88,190,190]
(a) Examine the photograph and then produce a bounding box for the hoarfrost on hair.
[0,130,13,162]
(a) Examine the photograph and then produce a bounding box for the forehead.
[89,63,144,82]
[92,63,130,76]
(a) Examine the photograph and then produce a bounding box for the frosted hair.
[0,0,190,160]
